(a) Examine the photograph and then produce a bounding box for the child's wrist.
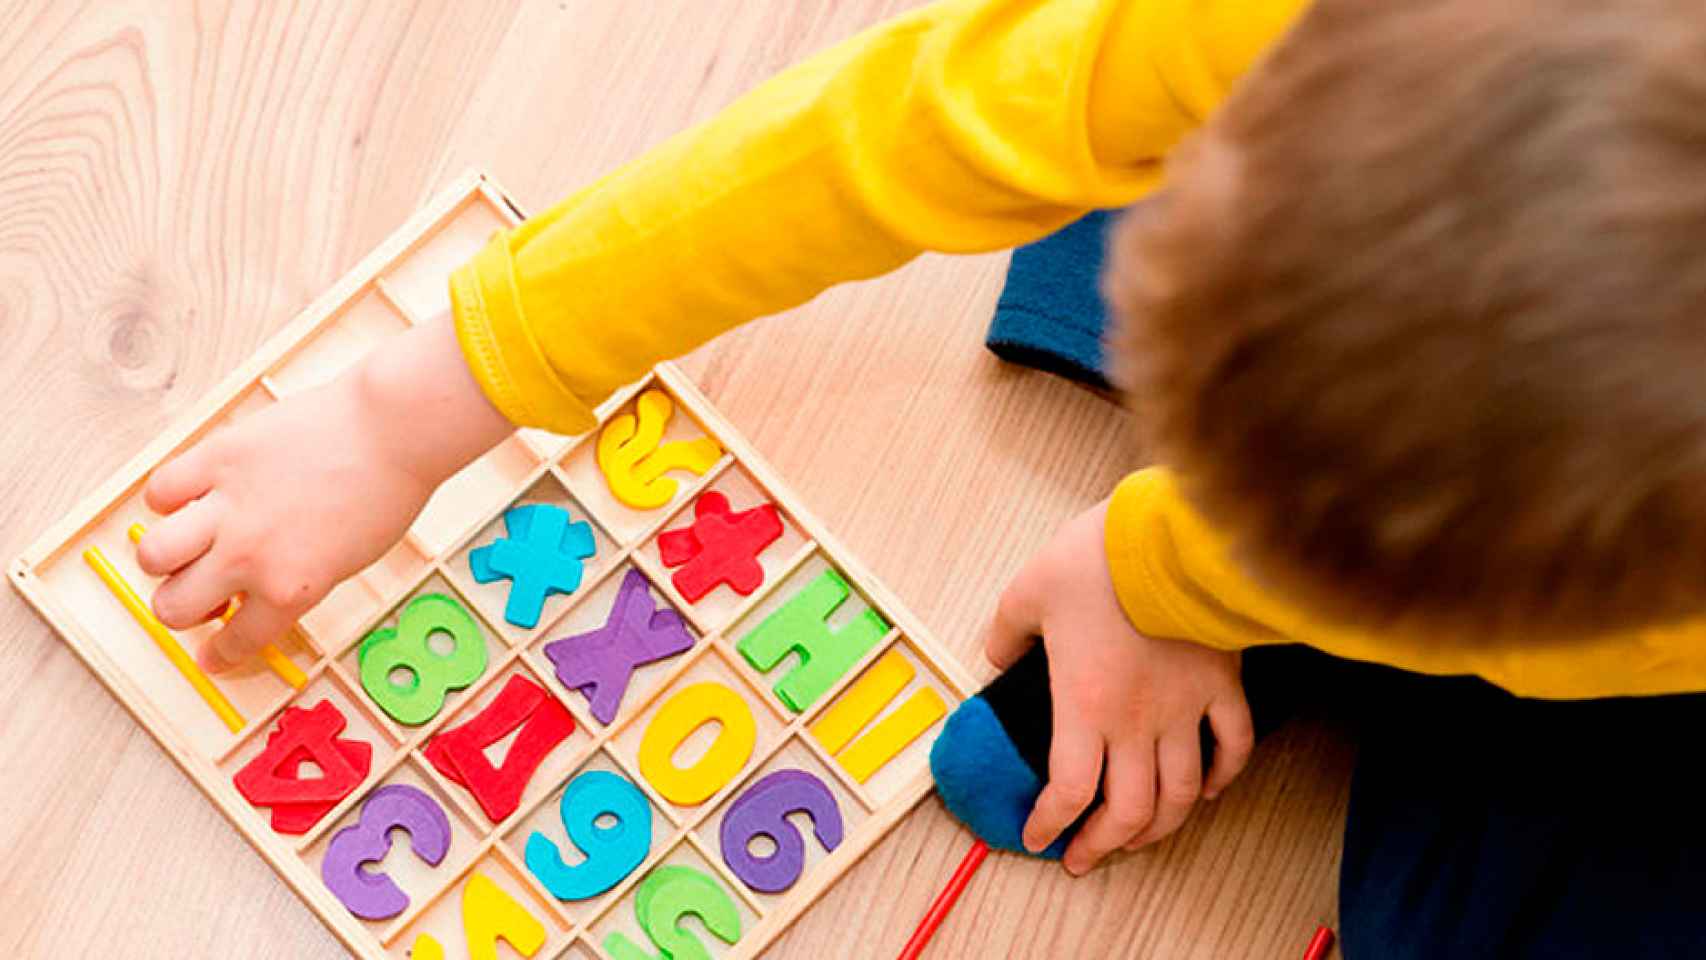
[352,313,515,488]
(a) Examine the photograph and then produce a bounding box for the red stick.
[896,839,991,960]
[1301,925,1336,960]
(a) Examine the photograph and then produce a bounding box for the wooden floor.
[0,1,1353,957]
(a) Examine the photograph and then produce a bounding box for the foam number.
[597,389,722,510]
[423,674,576,823]
[407,873,548,960]
[320,784,452,920]
[638,682,757,806]
[463,872,547,960]
[232,700,373,834]
[359,593,488,725]
[603,865,741,960]
[736,570,889,713]
[809,650,947,783]
[525,770,652,900]
[719,770,843,894]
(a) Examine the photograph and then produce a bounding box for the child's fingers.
[136,495,220,577]
[1202,695,1255,799]
[1065,740,1154,874]
[151,552,242,630]
[1127,728,1202,849]
[199,598,292,672]
[984,578,1041,670]
[145,444,214,514]
[1021,714,1104,855]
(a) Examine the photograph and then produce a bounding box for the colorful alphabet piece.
[597,389,723,510]
[469,504,598,629]
[233,700,373,835]
[423,673,575,823]
[604,865,742,960]
[810,651,948,784]
[656,491,784,603]
[411,872,548,960]
[463,872,548,960]
[525,770,652,901]
[359,592,489,726]
[737,569,890,713]
[321,784,452,920]
[542,569,695,725]
[719,769,843,894]
[638,682,758,807]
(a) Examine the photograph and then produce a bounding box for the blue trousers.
[1242,646,1706,959]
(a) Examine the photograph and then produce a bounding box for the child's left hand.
[984,500,1255,876]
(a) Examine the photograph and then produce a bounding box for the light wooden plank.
[0,3,1348,958]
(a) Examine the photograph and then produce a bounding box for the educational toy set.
[12,172,978,959]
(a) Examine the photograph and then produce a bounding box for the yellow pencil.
[83,545,246,733]
[126,523,307,690]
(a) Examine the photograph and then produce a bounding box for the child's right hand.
[984,500,1255,875]
[138,315,513,671]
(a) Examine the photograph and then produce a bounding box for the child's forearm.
[449,0,1309,435]
[356,313,515,487]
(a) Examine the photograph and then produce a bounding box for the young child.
[134,0,1706,954]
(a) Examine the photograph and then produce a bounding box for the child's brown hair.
[1107,0,1706,636]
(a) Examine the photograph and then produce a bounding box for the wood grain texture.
[0,1,1352,957]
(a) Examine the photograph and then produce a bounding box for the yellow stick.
[257,644,308,689]
[126,523,306,690]
[83,545,245,733]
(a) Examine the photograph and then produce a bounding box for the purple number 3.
[719,769,843,893]
[322,784,453,919]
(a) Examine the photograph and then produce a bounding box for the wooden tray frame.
[10,170,978,959]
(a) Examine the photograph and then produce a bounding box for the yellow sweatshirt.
[450,0,1706,700]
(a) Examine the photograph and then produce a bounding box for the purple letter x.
[542,569,694,724]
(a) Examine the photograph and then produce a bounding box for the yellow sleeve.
[450,0,1308,434]
[1104,468,1706,699]
[1103,469,1293,651]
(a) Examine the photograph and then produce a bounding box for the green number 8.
[359,593,488,725]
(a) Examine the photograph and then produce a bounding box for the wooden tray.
[11,170,976,960]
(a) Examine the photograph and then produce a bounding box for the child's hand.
[984,500,1255,876]
[138,315,513,671]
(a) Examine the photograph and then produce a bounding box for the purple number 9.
[718,769,843,893]
[321,784,452,920]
